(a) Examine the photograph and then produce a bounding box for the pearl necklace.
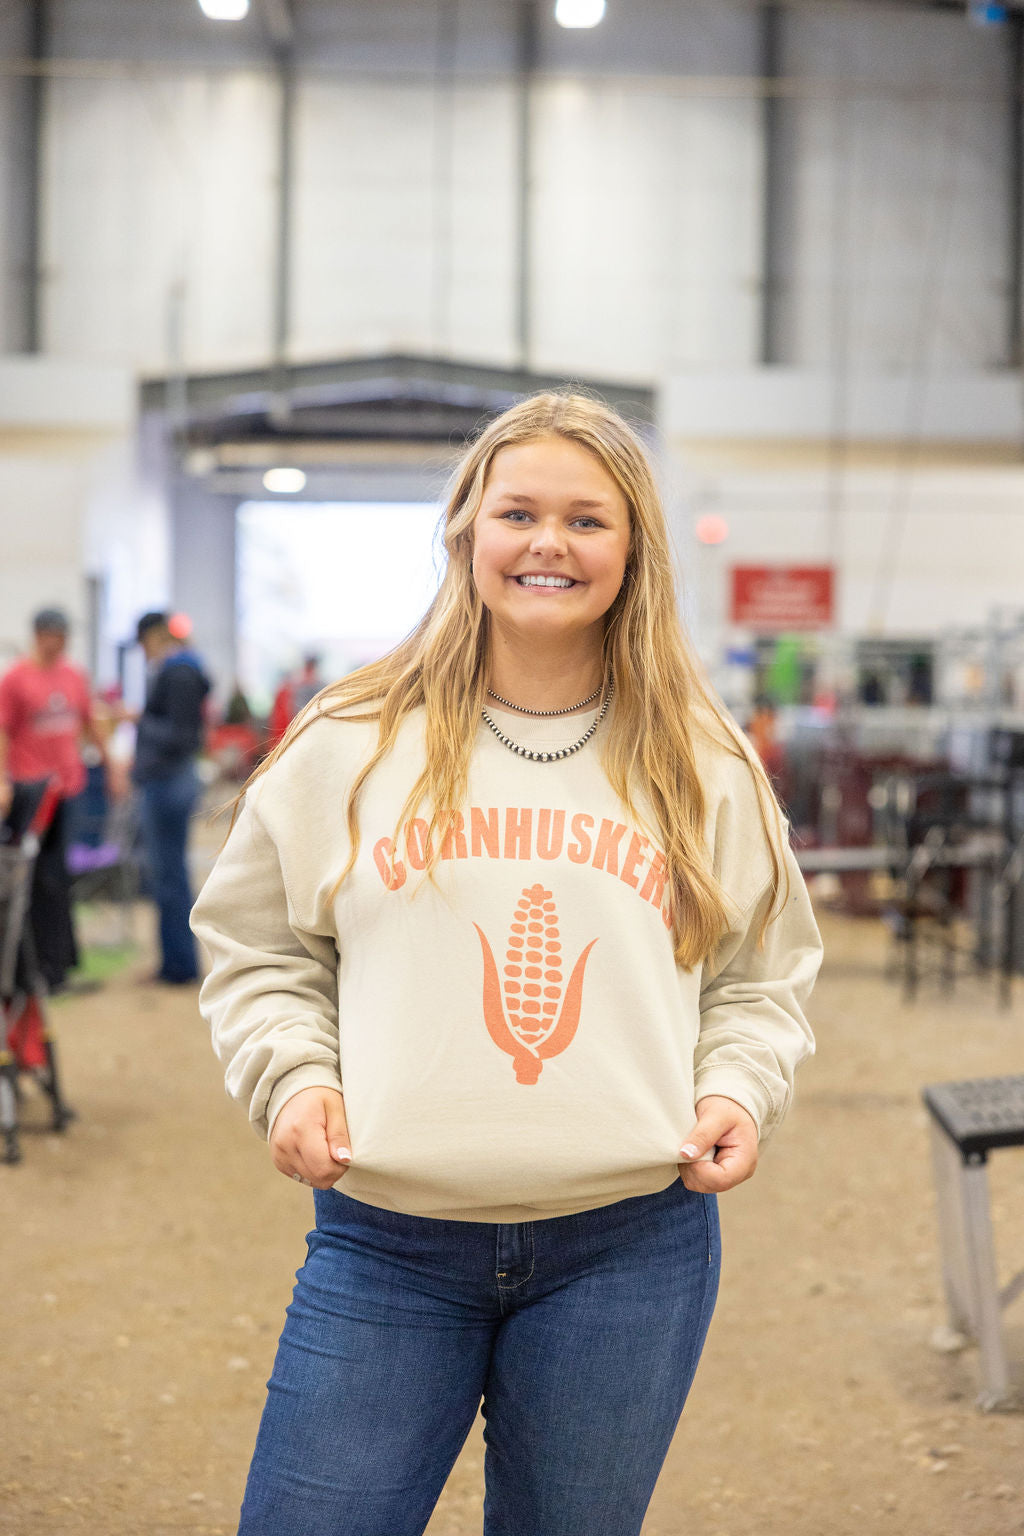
[486,685,602,717]
[482,682,614,763]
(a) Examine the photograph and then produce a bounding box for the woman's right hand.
[269,1086,352,1190]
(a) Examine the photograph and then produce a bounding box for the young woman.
[191,392,822,1536]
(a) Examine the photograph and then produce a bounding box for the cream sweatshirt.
[191,703,822,1222]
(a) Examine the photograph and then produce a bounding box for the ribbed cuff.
[692,1065,780,1143]
[263,1064,344,1141]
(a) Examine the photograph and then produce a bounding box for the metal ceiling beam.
[139,352,656,438]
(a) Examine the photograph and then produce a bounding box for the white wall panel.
[530,82,762,378]
[291,78,517,362]
[779,8,1010,368]
[0,359,167,680]
[0,441,89,668]
[443,86,519,362]
[43,71,277,370]
[290,80,437,357]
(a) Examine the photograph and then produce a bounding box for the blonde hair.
[238,391,788,968]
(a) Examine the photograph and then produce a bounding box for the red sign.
[730,566,834,630]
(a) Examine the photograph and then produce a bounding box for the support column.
[431,0,459,353]
[1008,13,1023,367]
[758,2,786,366]
[514,0,538,370]
[263,0,296,406]
[9,0,48,353]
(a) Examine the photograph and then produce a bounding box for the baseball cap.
[33,607,69,634]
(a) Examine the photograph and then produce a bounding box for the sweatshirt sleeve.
[190,790,343,1139]
[693,837,821,1145]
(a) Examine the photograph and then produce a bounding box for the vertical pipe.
[1008,14,1023,368]
[24,0,48,353]
[271,36,295,402]
[758,3,784,366]
[431,0,459,353]
[515,0,538,369]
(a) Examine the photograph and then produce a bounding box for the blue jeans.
[239,1178,721,1536]
[138,764,200,982]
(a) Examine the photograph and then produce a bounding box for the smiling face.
[471,435,631,652]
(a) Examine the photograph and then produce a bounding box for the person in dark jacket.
[131,612,212,984]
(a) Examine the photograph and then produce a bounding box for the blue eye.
[497,508,604,530]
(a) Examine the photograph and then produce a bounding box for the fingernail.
[332,1146,352,1162]
[679,1144,700,1160]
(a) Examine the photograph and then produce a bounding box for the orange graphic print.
[474,883,597,1084]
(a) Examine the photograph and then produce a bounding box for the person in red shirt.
[0,608,109,991]
[267,654,324,749]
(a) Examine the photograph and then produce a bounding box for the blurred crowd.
[0,607,320,998]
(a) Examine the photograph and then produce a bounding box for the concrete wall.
[661,369,1024,682]
[0,358,168,682]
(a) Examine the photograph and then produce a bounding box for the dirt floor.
[2,882,1024,1535]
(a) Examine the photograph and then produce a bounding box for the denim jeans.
[138,763,200,982]
[238,1178,721,1536]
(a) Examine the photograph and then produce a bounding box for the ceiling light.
[198,0,250,19]
[263,467,307,494]
[555,0,606,27]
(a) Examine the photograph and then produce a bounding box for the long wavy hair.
[236,391,788,968]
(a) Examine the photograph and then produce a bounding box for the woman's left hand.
[677,1095,759,1193]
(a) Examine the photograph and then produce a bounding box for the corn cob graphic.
[474,883,597,1084]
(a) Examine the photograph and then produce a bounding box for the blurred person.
[130,612,211,985]
[0,608,110,991]
[267,653,324,748]
[746,694,786,790]
[223,682,255,727]
[192,393,822,1536]
[208,683,263,782]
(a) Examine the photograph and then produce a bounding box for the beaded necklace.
[481,682,613,763]
[485,685,602,717]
